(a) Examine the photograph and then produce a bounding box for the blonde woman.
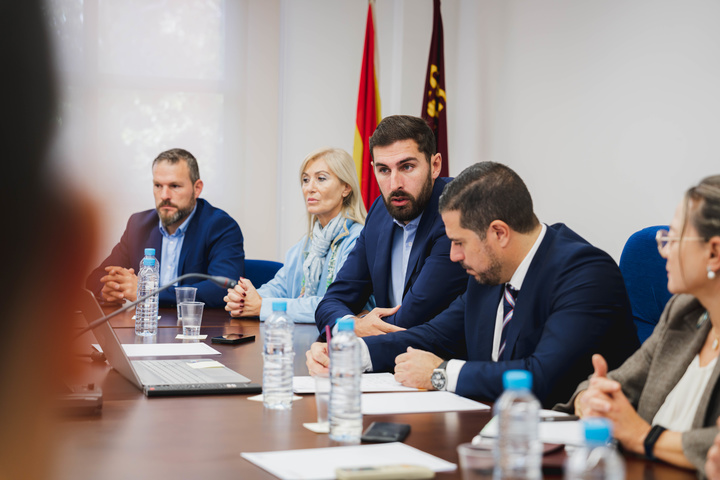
[224,147,368,323]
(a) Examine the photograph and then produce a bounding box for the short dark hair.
[369,115,436,163]
[439,162,539,238]
[684,175,720,241]
[152,148,200,184]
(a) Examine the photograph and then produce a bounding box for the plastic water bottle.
[329,317,362,442]
[135,258,159,336]
[564,418,625,480]
[140,248,160,275]
[493,370,542,480]
[262,301,294,409]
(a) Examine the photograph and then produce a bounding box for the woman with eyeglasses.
[557,175,720,473]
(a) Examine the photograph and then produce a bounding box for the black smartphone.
[211,333,255,345]
[360,422,411,443]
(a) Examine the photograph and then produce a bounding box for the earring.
[708,267,717,280]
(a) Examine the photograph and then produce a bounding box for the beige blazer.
[556,294,720,473]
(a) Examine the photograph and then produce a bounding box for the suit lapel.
[176,200,204,284]
[638,308,709,419]
[372,212,394,307]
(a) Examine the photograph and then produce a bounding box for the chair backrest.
[244,259,283,287]
[619,225,673,343]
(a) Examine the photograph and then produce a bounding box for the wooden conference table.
[53,307,696,480]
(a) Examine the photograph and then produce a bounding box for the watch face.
[431,370,446,390]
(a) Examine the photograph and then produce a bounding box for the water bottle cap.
[336,317,354,331]
[272,301,287,311]
[143,258,156,266]
[502,369,532,390]
[582,418,613,444]
[144,248,156,256]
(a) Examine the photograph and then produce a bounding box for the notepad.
[361,391,490,415]
[293,373,418,393]
[241,442,456,480]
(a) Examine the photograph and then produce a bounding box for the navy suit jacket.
[364,223,640,408]
[315,178,468,333]
[86,198,244,308]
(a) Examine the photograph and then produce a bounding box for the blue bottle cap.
[336,317,354,332]
[144,248,155,256]
[502,369,533,390]
[582,418,613,445]
[272,301,287,311]
[143,258,156,266]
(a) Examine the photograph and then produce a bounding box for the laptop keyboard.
[135,360,211,385]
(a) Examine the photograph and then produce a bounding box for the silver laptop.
[78,289,261,397]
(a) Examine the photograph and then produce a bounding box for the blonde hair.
[299,147,367,236]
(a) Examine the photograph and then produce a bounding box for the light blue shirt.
[389,213,423,306]
[257,220,371,323]
[159,204,197,286]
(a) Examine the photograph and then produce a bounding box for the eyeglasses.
[655,229,705,256]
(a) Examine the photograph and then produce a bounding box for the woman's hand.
[223,279,259,317]
[579,354,651,455]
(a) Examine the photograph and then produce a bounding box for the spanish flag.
[353,0,382,210]
[421,0,449,177]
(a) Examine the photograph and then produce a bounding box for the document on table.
[361,391,490,415]
[92,342,221,357]
[241,442,456,480]
[293,373,418,393]
[480,409,584,446]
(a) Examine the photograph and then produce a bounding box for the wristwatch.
[431,361,449,391]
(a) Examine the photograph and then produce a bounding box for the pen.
[325,325,331,344]
[541,415,580,422]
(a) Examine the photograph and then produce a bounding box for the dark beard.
[157,199,195,228]
[382,173,434,223]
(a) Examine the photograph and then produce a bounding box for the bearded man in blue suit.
[308,161,639,407]
[86,149,244,308]
[314,115,468,338]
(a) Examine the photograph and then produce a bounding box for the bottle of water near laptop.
[140,248,160,275]
[328,317,362,443]
[262,301,294,409]
[494,369,541,480]
[564,418,625,480]
[135,257,159,336]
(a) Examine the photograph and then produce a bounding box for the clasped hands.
[575,353,651,455]
[224,278,262,317]
[100,266,138,304]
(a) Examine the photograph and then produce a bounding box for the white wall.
[53,0,720,269]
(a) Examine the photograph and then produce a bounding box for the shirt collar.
[159,203,198,238]
[507,223,547,291]
[392,211,423,231]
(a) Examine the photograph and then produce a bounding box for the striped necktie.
[498,284,519,358]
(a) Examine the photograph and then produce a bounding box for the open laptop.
[78,289,262,397]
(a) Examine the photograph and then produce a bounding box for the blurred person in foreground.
[0,1,96,478]
[86,148,245,308]
[558,176,720,473]
[224,147,369,323]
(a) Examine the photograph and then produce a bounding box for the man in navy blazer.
[86,149,244,308]
[314,115,467,337]
[308,162,639,407]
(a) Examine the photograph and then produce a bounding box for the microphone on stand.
[75,273,237,338]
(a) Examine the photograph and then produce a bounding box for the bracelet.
[644,424,667,460]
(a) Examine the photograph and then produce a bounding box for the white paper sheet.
[92,342,220,357]
[479,409,584,446]
[361,391,490,415]
[241,442,456,480]
[293,373,418,393]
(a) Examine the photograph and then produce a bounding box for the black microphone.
[75,273,237,338]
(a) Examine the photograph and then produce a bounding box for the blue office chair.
[244,259,283,287]
[618,225,673,343]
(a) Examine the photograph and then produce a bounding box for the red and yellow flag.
[353,0,382,210]
[421,0,449,177]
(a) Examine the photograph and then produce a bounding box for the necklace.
[699,312,719,349]
[713,328,719,351]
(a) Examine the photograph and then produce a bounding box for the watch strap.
[644,424,667,460]
[437,360,449,371]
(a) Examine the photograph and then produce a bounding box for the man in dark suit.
[315,115,467,337]
[86,149,244,308]
[308,162,639,407]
